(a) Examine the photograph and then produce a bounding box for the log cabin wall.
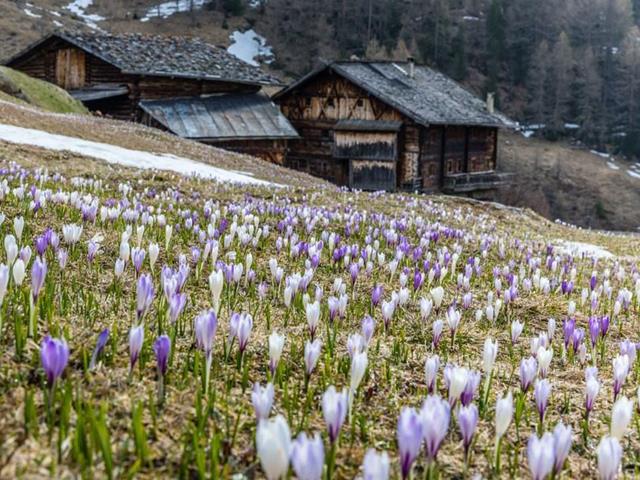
[278,70,419,189]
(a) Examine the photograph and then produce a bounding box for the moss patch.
[0,66,88,115]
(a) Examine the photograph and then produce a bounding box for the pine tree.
[575,47,604,145]
[548,32,575,136]
[526,40,551,128]
[485,0,506,98]
[451,24,467,81]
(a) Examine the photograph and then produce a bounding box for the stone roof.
[6,32,281,86]
[276,61,511,127]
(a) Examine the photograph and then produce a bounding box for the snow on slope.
[0,123,276,186]
[554,240,614,259]
[140,0,211,22]
[227,29,274,66]
[64,0,104,29]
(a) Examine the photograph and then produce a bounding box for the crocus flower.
[460,370,481,406]
[612,354,630,400]
[322,386,348,444]
[361,315,375,345]
[420,297,433,322]
[421,394,450,463]
[552,422,572,474]
[457,403,479,455]
[256,415,291,480]
[527,432,554,480]
[430,286,444,309]
[168,292,187,324]
[153,335,171,376]
[597,436,622,480]
[136,273,155,321]
[252,382,275,421]
[495,391,513,438]
[268,331,285,375]
[290,432,324,480]
[381,300,395,330]
[362,449,390,480]
[304,339,322,377]
[432,319,444,348]
[536,346,553,378]
[610,396,634,440]
[446,365,469,406]
[129,325,144,373]
[371,284,383,307]
[89,328,109,369]
[520,356,537,393]
[40,335,70,387]
[194,309,217,357]
[397,407,423,479]
[586,374,600,416]
[425,355,440,394]
[31,256,47,299]
[483,338,498,377]
[13,258,25,285]
[534,379,552,423]
[236,313,253,353]
[350,350,368,395]
[0,263,9,305]
[305,301,320,339]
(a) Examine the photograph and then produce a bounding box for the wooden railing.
[442,171,513,193]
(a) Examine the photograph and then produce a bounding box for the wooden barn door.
[55,49,86,89]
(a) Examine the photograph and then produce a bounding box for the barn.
[274,60,512,194]
[4,32,298,163]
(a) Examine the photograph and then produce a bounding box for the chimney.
[486,92,495,114]
[407,56,415,79]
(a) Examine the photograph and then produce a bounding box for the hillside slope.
[498,131,640,232]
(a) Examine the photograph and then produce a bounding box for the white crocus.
[256,415,292,480]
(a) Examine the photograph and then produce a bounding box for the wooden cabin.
[274,61,512,195]
[4,32,298,163]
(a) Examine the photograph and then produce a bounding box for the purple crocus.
[397,407,423,479]
[460,371,481,407]
[527,432,554,480]
[194,309,217,357]
[371,285,383,307]
[31,256,47,300]
[322,385,348,444]
[235,313,253,354]
[89,328,109,369]
[40,335,70,387]
[534,379,552,423]
[457,403,479,457]
[251,382,274,420]
[290,432,325,480]
[361,315,375,345]
[552,422,572,474]
[304,339,322,377]
[129,325,144,373]
[420,395,450,463]
[136,274,155,321]
[520,356,537,393]
[168,292,187,324]
[589,316,601,347]
[153,334,171,376]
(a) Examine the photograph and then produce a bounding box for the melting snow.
[53,20,63,27]
[65,0,104,29]
[140,0,210,22]
[590,150,610,159]
[607,161,620,170]
[555,240,614,259]
[227,29,274,66]
[564,123,579,129]
[0,123,276,186]
[627,169,640,179]
[463,15,480,21]
[24,8,42,18]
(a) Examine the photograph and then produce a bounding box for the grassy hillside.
[0,133,639,478]
[0,66,88,114]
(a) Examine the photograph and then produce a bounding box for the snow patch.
[554,240,614,259]
[607,161,620,170]
[64,0,104,29]
[590,149,610,159]
[53,20,63,27]
[0,123,276,187]
[521,130,534,138]
[463,15,480,21]
[564,123,579,129]
[227,29,274,66]
[249,0,265,7]
[627,169,640,179]
[24,8,42,18]
[140,0,210,22]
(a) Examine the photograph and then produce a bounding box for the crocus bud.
[129,325,144,372]
[534,379,552,423]
[610,396,634,440]
[483,338,498,376]
[495,391,513,438]
[268,331,285,375]
[12,258,25,285]
[425,355,440,394]
[397,407,423,479]
[552,422,572,474]
[430,286,444,309]
[252,382,274,421]
[322,385,348,444]
[89,328,109,370]
[148,242,160,270]
[153,335,171,376]
[194,309,217,356]
[420,394,450,463]
[40,335,70,387]
[304,339,322,376]
[362,449,390,480]
[350,350,368,394]
[527,432,554,480]
[13,216,24,242]
[256,415,291,480]
[290,432,324,480]
[597,436,622,480]
[305,301,321,339]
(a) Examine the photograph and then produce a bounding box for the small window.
[428,164,436,176]
[356,98,364,107]
[305,97,312,106]
[327,98,335,107]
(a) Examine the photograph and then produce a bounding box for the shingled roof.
[6,32,281,86]
[276,61,511,127]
